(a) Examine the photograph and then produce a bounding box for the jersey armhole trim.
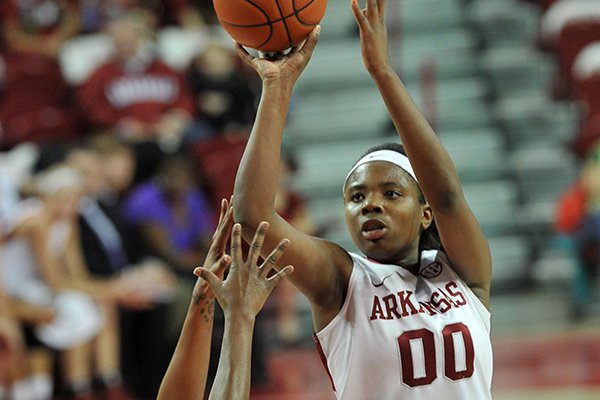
[314,251,358,338]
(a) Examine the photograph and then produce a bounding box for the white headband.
[344,150,418,188]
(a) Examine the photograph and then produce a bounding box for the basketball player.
[231,0,493,398]
[157,199,293,400]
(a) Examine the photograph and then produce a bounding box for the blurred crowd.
[0,1,319,399]
[529,0,600,320]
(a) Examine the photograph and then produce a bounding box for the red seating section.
[554,20,600,100]
[192,136,248,213]
[0,52,81,149]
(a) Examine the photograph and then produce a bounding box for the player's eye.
[385,190,401,199]
[351,193,364,202]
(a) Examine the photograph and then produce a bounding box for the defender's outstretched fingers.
[260,238,290,278]
[267,265,295,289]
[212,205,234,250]
[212,199,231,237]
[196,267,224,294]
[212,199,228,239]
[229,223,244,270]
[194,254,231,278]
[248,221,269,268]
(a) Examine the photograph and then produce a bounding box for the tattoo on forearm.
[192,291,206,305]
[192,291,215,322]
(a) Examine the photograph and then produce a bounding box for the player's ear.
[420,204,433,231]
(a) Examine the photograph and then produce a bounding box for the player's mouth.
[361,219,386,241]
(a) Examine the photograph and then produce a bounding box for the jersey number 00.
[397,322,474,387]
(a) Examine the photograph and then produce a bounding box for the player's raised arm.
[232,29,353,328]
[351,0,492,306]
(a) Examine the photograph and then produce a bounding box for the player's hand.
[195,222,294,319]
[351,0,390,75]
[235,26,320,87]
[191,198,235,303]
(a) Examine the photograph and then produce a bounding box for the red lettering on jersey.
[446,281,467,306]
[418,301,438,316]
[430,291,452,313]
[370,295,386,320]
[438,287,458,308]
[383,294,402,319]
[397,290,419,317]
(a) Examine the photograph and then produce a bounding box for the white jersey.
[315,250,492,400]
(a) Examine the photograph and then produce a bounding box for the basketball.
[213,0,328,53]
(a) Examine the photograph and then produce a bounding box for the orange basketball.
[213,0,328,53]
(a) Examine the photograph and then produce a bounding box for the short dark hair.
[360,142,443,252]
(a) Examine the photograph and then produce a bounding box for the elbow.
[233,202,280,240]
[232,203,266,230]
[233,206,252,226]
[232,187,275,228]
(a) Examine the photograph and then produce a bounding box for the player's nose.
[361,194,383,215]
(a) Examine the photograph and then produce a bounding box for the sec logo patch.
[420,262,443,278]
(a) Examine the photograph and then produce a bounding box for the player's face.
[343,162,429,265]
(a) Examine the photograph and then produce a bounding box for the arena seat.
[509,145,578,203]
[466,0,538,47]
[296,28,478,93]
[440,128,507,183]
[488,235,532,289]
[493,93,579,145]
[477,46,554,98]
[463,179,520,236]
[191,136,248,212]
[554,20,600,100]
[575,72,600,119]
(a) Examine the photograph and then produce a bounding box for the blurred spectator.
[555,142,600,320]
[0,0,82,148]
[78,0,200,34]
[0,175,51,400]
[0,234,26,399]
[187,0,219,26]
[136,0,199,30]
[76,8,195,182]
[186,42,259,140]
[65,142,177,400]
[121,151,214,339]
[121,151,213,275]
[0,166,107,400]
[0,302,23,398]
[0,171,57,400]
[571,144,600,319]
[83,134,137,201]
[0,287,51,400]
